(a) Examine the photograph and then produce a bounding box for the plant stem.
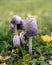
[15,25,18,34]
[29,37,32,54]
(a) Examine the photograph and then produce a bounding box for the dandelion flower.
[41,35,51,42]
[51,36,52,41]
[51,33,52,41]
[0,55,3,61]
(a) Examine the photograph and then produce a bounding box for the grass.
[0,0,52,65]
[0,0,52,21]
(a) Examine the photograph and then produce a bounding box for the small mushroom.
[10,15,26,32]
[13,34,20,49]
[10,15,26,49]
[10,15,22,32]
[26,16,39,54]
[12,15,22,24]
[20,32,28,46]
[10,23,15,32]
[13,24,20,49]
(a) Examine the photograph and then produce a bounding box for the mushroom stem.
[28,37,32,54]
[15,25,18,34]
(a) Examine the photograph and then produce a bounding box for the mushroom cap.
[21,20,26,30]
[9,23,15,32]
[20,32,28,45]
[12,15,22,24]
[10,15,23,32]
[10,15,26,31]
[13,34,20,48]
[26,16,39,36]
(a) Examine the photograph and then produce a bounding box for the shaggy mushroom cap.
[13,34,20,48]
[20,32,28,45]
[26,16,39,36]
[21,20,26,30]
[10,23,15,32]
[10,15,26,32]
[11,15,22,24]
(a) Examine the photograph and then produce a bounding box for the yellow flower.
[0,55,3,61]
[51,32,52,41]
[41,35,51,42]
[12,49,16,53]
[50,36,52,41]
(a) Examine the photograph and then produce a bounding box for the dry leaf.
[0,63,7,65]
[49,60,52,65]
[3,56,10,60]
[37,25,42,29]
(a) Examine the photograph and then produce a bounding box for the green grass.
[0,0,52,65]
[0,0,52,21]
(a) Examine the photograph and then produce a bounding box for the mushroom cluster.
[10,15,38,54]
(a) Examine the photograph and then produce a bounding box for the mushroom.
[10,15,38,54]
[10,15,27,49]
[20,32,28,46]
[26,16,38,54]
[13,24,20,49]
[13,34,20,49]
[10,15,26,32]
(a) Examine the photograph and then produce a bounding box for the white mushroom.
[21,20,26,30]
[10,15,26,49]
[26,16,38,54]
[10,15,38,54]
[13,34,20,49]
[10,15,26,32]
[13,24,20,49]
[12,15,22,24]
[26,16,38,36]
